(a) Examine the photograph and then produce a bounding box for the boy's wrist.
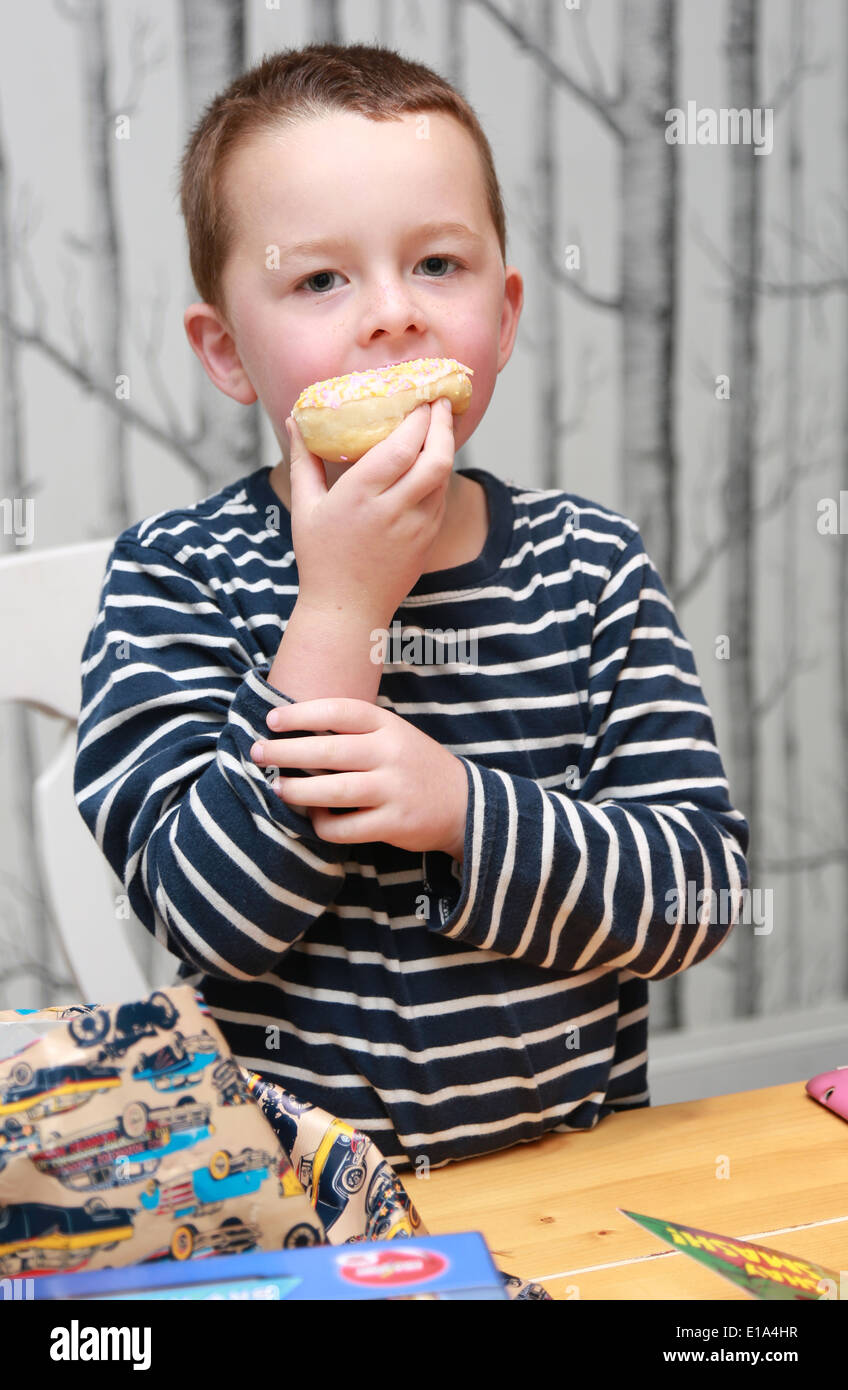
[294,595,393,632]
[270,599,390,704]
[443,828,465,864]
[439,758,468,864]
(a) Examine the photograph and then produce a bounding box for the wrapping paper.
[0,990,550,1300]
[243,1074,551,1298]
[0,990,322,1275]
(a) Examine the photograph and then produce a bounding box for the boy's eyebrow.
[276,221,485,264]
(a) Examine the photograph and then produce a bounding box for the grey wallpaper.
[0,0,845,1068]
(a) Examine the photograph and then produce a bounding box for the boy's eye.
[299,270,343,294]
[417,255,459,277]
[296,256,461,295]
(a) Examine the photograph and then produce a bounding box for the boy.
[74,43,749,1172]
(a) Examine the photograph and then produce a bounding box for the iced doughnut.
[291,357,473,464]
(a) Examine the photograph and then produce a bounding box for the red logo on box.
[337,1247,448,1287]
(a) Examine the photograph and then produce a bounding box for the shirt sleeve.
[73,537,348,982]
[422,527,750,979]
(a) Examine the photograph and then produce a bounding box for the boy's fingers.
[386,395,456,509]
[268,697,380,733]
[286,416,327,505]
[293,393,453,504]
[350,402,433,491]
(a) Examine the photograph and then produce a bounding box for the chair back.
[0,540,159,1002]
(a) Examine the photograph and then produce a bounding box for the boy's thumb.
[286,416,326,502]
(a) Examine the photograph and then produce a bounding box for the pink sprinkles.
[294,357,473,411]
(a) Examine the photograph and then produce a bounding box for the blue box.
[22,1232,507,1301]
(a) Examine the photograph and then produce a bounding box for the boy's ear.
[497,266,524,374]
[183,302,258,405]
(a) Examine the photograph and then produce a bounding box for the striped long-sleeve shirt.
[74,464,749,1170]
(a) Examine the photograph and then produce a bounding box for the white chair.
[0,538,168,1003]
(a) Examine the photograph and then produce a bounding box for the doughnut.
[291,357,473,464]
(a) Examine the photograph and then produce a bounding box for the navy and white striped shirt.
[74,464,749,1170]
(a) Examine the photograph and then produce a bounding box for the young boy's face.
[185,109,523,474]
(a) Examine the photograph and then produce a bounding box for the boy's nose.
[360,281,428,341]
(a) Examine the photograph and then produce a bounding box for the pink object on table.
[806,1065,848,1121]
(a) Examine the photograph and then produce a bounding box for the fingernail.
[250,741,265,761]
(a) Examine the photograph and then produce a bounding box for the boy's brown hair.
[177,42,508,319]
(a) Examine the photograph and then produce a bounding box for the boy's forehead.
[224,110,490,238]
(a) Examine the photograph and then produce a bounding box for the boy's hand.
[285,396,455,623]
[250,698,468,860]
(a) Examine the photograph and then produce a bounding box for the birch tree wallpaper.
[0,0,845,1103]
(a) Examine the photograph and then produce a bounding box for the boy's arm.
[267,599,383,704]
[421,527,750,978]
[74,537,353,982]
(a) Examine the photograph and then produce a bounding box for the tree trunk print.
[533,0,561,491]
[72,0,130,539]
[725,0,762,1018]
[618,0,679,597]
[310,0,342,43]
[834,5,839,995]
[781,0,805,1006]
[179,0,260,491]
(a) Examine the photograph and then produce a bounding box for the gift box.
[26,1231,508,1300]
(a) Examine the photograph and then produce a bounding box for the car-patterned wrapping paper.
[0,988,550,1300]
[0,988,324,1272]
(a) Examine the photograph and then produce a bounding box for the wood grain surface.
[412,1082,848,1299]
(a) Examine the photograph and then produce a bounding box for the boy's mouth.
[348,355,448,374]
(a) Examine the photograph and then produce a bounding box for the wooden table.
[412,1082,848,1299]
